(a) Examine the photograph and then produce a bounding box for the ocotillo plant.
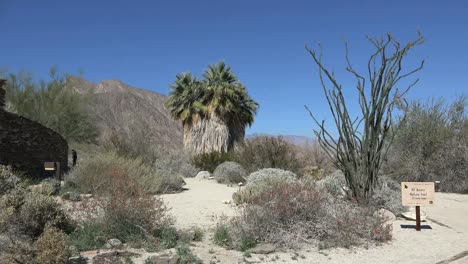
[306,32,425,202]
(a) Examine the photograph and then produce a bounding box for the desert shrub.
[386,96,468,193]
[191,151,236,173]
[19,191,73,238]
[213,161,247,184]
[100,170,173,243]
[233,168,297,204]
[222,180,391,250]
[1,188,73,240]
[69,169,173,250]
[176,243,203,264]
[35,227,71,264]
[159,227,179,249]
[153,149,198,178]
[33,179,61,196]
[237,136,301,173]
[0,238,35,264]
[301,165,325,181]
[0,165,22,196]
[69,222,107,251]
[370,176,404,215]
[213,221,233,248]
[67,151,184,195]
[316,170,348,197]
[295,141,334,177]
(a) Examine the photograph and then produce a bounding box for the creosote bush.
[191,151,236,173]
[237,136,300,173]
[35,227,71,264]
[67,151,185,195]
[233,168,297,204]
[386,97,468,193]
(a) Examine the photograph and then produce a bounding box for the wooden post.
[416,206,421,231]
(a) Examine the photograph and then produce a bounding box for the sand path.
[161,179,468,264]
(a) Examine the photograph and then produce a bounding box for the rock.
[145,254,179,264]
[92,251,139,264]
[246,243,276,254]
[67,256,88,264]
[104,238,123,249]
[195,171,211,180]
[222,200,232,204]
[63,191,82,201]
[82,193,93,199]
[244,256,262,263]
[374,208,396,222]
[213,161,247,184]
[401,210,427,222]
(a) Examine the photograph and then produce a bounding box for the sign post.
[401,182,435,231]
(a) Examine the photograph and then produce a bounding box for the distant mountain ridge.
[68,76,183,150]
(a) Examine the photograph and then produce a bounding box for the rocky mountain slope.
[68,77,183,150]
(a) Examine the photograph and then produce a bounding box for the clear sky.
[1,0,467,137]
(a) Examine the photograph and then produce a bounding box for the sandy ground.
[161,178,468,264]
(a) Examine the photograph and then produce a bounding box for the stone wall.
[0,79,68,179]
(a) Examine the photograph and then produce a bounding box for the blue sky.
[1,0,467,137]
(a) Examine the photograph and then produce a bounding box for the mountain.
[247,133,316,147]
[68,77,183,150]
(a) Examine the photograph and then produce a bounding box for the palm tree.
[165,62,258,154]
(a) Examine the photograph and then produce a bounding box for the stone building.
[0,79,68,179]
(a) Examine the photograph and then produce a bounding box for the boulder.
[246,243,276,254]
[373,208,396,222]
[145,255,179,264]
[213,161,247,184]
[195,171,211,180]
[104,238,123,249]
[63,191,82,201]
[401,210,427,222]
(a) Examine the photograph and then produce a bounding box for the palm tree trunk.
[184,113,245,154]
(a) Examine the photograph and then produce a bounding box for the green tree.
[3,68,97,143]
[306,33,425,202]
[165,62,258,154]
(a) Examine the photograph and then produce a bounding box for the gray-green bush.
[66,151,185,195]
[386,96,468,193]
[213,161,247,184]
[237,136,300,173]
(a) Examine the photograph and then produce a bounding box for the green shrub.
[35,227,71,264]
[213,221,233,248]
[4,68,98,143]
[0,165,22,195]
[153,149,198,178]
[19,192,73,238]
[69,222,107,251]
[192,227,204,242]
[191,151,236,173]
[33,179,61,196]
[176,243,203,264]
[67,151,185,195]
[159,227,179,249]
[233,168,297,204]
[101,170,173,243]
[237,136,300,173]
[386,96,468,193]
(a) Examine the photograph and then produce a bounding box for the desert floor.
[161,178,468,264]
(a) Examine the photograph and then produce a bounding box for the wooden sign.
[44,162,56,171]
[401,182,435,206]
